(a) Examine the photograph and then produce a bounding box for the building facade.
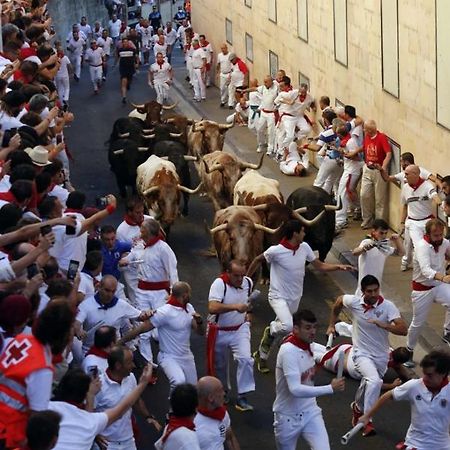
[191,0,450,226]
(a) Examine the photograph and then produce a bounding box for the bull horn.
[113,149,125,155]
[118,132,130,138]
[165,118,175,123]
[138,147,148,152]
[183,155,198,161]
[240,153,265,170]
[131,102,145,108]
[162,102,178,110]
[324,198,342,211]
[208,223,228,234]
[142,186,160,196]
[178,182,203,194]
[218,122,234,130]
[142,128,154,133]
[160,156,169,160]
[294,206,308,214]
[169,132,183,138]
[291,210,326,227]
[203,159,223,174]
[141,133,156,139]
[252,203,268,211]
[253,223,281,234]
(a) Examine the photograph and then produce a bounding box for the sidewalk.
[167,58,447,359]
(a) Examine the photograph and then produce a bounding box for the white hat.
[24,145,52,167]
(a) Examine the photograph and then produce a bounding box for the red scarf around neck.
[299,93,306,102]
[124,214,143,227]
[284,85,293,92]
[162,416,195,443]
[409,177,425,191]
[0,191,17,205]
[86,346,109,359]
[200,40,210,47]
[280,238,299,255]
[144,235,161,248]
[424,234,442,253]
[282,333,313,356]
[363,295,384,313]
[167,295,188,311]
[220,272,232,286]
[197,405,227,421]
[423,376,448,395]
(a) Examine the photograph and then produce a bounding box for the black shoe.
[74,74,79,82]
[185,76,190,82]
[122,97,127,104]
[220,103,225,107]
[442,332,450,345]
[228,105,234,110]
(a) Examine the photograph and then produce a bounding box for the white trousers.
[295,116,312,139]
[158,351,197,392]
[154,81,170,105]
[273,410,330,450]
[105,437,137,450]
[214,322,255,394]
[277,116,297,152]
[402,218,428,266]
[313,156,342,195]
[407,284,450,349]
[89,66,103,89]
[248,111,266,149]
[219,72,230,103]
[228,82,239,107]
[192,68,206,101]
[69,53,82,78]
[123,269,139,307]
[259,110,276,153]
[55,76,70,102]
[268,295,301,337]
[186,57,194,84]
[336,169,362,226]
[353,354,386,414]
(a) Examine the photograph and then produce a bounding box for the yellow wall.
[191,0,449,227]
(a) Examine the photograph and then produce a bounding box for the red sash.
[137,280,170,292]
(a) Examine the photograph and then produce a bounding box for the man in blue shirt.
[148,5,162,31]
[100,225,131,280]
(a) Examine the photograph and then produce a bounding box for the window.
[387,136,400,176]
[297,0,308,42]
[245,0,252,7]
[269,51,278,79]
[333,0,348,66]
[225,18,233,45]
[381,0,399,98]
[245,33,253,62]
[298,72,310,90]
[268,0,277,23]
[436,0,450,129]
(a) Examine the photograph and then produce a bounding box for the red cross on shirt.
[2,339,31,368]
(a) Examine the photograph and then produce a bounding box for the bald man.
[195,376,240,450]
[216,44,232,107]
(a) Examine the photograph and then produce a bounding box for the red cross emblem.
[2,339,32,368]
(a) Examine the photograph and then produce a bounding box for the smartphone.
[67,259,79,281]
[2,128,17,147]
[66,224,76,235]
[27,263,40,279]
[40,224,52,236]
[88,366,98,379]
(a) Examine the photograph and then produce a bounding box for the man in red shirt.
[359,120,392,228]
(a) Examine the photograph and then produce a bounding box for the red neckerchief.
[280,238,300,255]
[424,234,442,253]
[284,85,293,92]
[409,177,425,191]
[52,353,64,364]
[282,333,313,356]
[299,93,306,102]
[162,416,195,443]
[158,63,164,69]
[197,406,227,421]
[167,295,188,312]
[200,40,210,47]
[363,296,384,313]
[340,133,351,147]
[144,235,161,248]
[124,214,143,226]
[423,376,449,395]
[65,208,83,214]
[0,191,17,205]
[219,272,243,289]
[86,346,109,358]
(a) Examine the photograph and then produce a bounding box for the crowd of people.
[0,1,449,450]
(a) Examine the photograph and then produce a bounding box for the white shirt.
[155,426,201,450]
[200,42,213,64]
[116,215,153,247]
[48,401,108,450]
[154,41,168,58]
[78,271,98,298]
[264,242,316,302]
[273,341,333,415]
[217,52,232,74]
[412,238,450,286]
[92,27,104,39]
[79,24,92,38]
[230,60,246,86]
[137,25,153,48]
[164,29,178,46]
[150,302,195,357]
[109,19,122,38]
[342,294,401,363]
[48,184,69,207]
[95,372,137,442]
[67,37,85,56]
[48,220,83,272]
[85,47,103,66]
[293,92,313,116]
[401,179,438,221]
[150,61,172,83]
[394,166,431,187]
[59,211,88,271]
[392,379,450,450]
[208,277,252,327]
[81,353,109,375]
[257,83,278,111]
[55,55,71,79]
[0,55,13,83]
[0,111,23,131]
[97,36,113,56]
[192,47,206,69]
[194,411,231,450]
[275,89,300,116]
[342,134,364,174]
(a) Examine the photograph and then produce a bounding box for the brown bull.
[200,152,264,211]
[130,100,178,128]
[187,120,233,159]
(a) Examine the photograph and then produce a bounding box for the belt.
[221,71,231,74]
[412,281,434,291]
[90,64,103,67]
[193,66,203,69]
[407,215,434,221]
[366,164,376,169]
[138,280,170,291]
[262,109,274,113]
[216,323,244,331]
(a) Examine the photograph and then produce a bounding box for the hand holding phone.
[67,260,80,281]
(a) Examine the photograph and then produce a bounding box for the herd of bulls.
[107,100,340,275]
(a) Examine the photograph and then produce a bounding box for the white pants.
[214,322,255,394]
[192,68,206,101]
[248,111,266,149]
[273,410,330,450]
[55,76,70,102]
[157,351,197,392]
[277,116,297,152]
[219,72,230,103]
[407,284,450,349]
[186,57,194,84]
[268,295,301,338]
[259,110,276,153]
[353,354,386,414]
[89,66,103,89]
[336,169,362,226]
[154,81,170,105]
[105,437,137,450]
[296,116,312,139]
[402,218,428,266]
[313,156,342,195]
[69,53,82,78]
[123,269,139,307]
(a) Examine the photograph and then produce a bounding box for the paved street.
[64,46,412,449]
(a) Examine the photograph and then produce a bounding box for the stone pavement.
[165,54,448,365]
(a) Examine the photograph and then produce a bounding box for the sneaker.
[400,262,411,272]
[403,348,415,368]
[362,421,376,437]
[351,401,362,427]
[335,222,348,232]
[256,147,262,153]
[220,102,225,107]
[235,396,254,412]
[122,97,127,104]
[443,332,450,345]
[102,76,106,81]
[259,326,275,356]
[228,105,234,110]
[361,222,372,230]
[353,211,362,221]
[253,350,270,374]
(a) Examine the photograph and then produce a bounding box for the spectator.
[100,224,131,281]
[25,410,62,450]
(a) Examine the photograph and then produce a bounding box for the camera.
[67,260,80,281]
[96,196,109,208]
[40,224,52,236]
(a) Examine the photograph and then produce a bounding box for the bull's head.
[290,198,342,227]
[191,120,233,154]
[132,101,178,127]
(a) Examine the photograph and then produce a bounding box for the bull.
[187,120,233,159]
[136,155,201,230]
[129,100,178,127]
[200,152,264,211]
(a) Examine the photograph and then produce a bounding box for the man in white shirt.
[153,34,168,60]
[274,309,345,450]
[207,260,255,412]
[279,138,309,176]
[97,29,113,80]
[79,17,92,40]
[359,349,450,450]
[136,19,153,65]
[247,219,354,373]
[195,376,240,450]
[191,38,207,102]
[108,14,122,47]
[81,325,117,375]
[199,34,213,87]
[405,219,450,364]
[327,274,407,437]
[67,31,85,81]
[228,53,248,109]
[164,22,178,63]
[84,40,104,94]
[215,44,232,107]
[257,76,278,156]
[149,52,173,105]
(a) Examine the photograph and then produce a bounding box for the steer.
[187,120,233,159]
[130,100,178,127]
[200,152,264,211]
[233,170,283,206]
[136,155,201,230]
